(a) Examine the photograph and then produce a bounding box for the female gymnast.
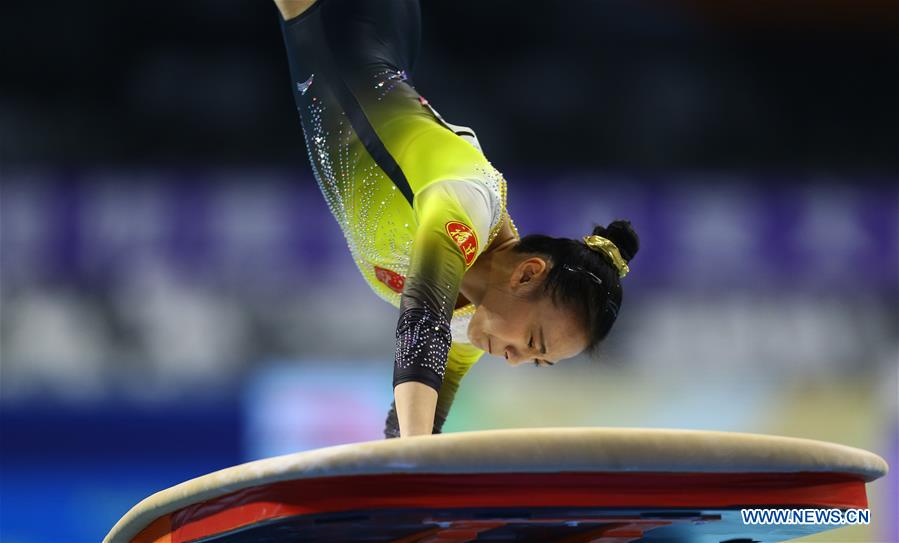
[272,0,639,438]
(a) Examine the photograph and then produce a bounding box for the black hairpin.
[562,264,603,286]
[564,264,619,318]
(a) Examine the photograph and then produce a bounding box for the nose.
[503,347,528,366]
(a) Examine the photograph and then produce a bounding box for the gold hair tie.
[583,235,630,278]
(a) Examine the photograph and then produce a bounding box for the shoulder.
[418,179,495,243]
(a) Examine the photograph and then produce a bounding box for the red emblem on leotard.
[445,221,479,267]
[374,266,406,294]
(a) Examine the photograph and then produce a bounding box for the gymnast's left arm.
[392,181,486,437]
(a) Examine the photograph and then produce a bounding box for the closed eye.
[528,334,555,368]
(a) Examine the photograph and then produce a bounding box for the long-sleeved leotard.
[277,0,518,435]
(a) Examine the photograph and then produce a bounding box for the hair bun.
[592,219,639,262]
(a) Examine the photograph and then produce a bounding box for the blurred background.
[1,1,897,542]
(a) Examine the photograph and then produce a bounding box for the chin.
[476,335,490,354]
[467,324,486,351]
[472,334,487,352]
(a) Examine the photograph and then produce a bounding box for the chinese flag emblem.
[374,266,406,293]
[445,221,479,267]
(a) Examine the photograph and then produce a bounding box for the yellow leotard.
[278,0,519,430]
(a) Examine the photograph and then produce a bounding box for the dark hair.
[512,220,640,356]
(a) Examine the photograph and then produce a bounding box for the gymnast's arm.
[392,181,486,437]
[393,382,437,437]
[385,341,484,438]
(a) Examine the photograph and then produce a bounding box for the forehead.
[535,295,589,361]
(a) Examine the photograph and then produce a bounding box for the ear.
[510,257,549,294]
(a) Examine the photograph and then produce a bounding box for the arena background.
[1,1,897,542]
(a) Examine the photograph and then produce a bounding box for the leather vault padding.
[104,427,889,543]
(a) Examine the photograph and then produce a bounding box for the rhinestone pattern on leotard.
[373,68,410,101]
[299,91,411,298]
[297,75,514,331]
[394,307,453,388]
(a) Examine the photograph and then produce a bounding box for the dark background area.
[2,0,897,171]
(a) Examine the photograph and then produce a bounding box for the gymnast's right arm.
[385,341,483,438]
[392,182,482,437]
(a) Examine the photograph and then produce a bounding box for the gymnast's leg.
[273,0,318,21]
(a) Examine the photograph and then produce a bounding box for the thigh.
[319,0,422,77]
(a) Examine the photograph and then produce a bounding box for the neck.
[460,218,519,306]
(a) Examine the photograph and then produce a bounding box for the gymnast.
[273,0,639,438]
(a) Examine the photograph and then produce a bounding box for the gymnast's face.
[467,256,589,366]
